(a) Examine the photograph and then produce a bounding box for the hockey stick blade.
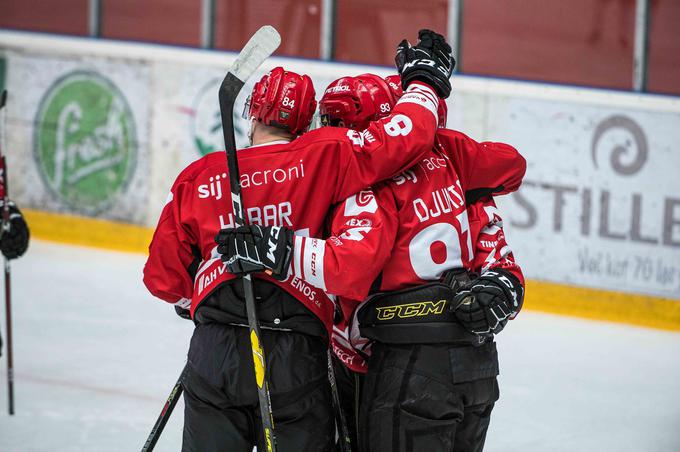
[229,26,281,84]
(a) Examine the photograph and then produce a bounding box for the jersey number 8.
[383,114,413,137]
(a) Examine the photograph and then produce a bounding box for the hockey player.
[0,198,29,358]
[218,69,526,451]
[0,201,28,261]
[143,30,454,451]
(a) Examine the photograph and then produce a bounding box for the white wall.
[1,30,679,299]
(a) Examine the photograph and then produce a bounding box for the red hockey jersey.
[289,136,526,372]
[143,83,441,334]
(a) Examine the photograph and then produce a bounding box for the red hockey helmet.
[319,74,399,130]
[384,75,403,100]
[246,67,317,135]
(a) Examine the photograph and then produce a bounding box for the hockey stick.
[328,349,353,452]
[218,25,281,452]
[140,28,280,451]
[140,365,187,452]
[0,89,15,415]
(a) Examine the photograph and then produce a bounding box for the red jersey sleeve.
[436,129,526,201]
[468,198,524,289]
[329,82,440,201]
[289,187,398,301]
[142,173,197,308]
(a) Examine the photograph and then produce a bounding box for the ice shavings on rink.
[0,240,678,451]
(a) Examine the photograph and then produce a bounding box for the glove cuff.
[272,228,295,281]
[479,269,524,314]
[401,70,451,99]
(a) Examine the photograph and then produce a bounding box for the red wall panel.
[101,0,201,47]
[647,0,680,95]
[0,0,88,35]
[461,0,636,90]
[214,0,321,59]
[334,0,448,67]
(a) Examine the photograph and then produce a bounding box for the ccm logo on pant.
[376,300,447,321]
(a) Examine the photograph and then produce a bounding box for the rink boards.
[1,30,679,330]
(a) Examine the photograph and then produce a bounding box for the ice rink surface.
[0,240,678,451]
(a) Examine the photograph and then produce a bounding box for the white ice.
[0,240,678,451]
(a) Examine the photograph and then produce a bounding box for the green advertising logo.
[190,78,247,156]
[34,71,136,213]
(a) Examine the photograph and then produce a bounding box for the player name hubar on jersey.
[219,202,294,229]
[413,182,465,223]
[197,160,305,200]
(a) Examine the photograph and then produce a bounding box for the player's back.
[189,142,335,249]
[173,135,352,323]
[377,146,473,291]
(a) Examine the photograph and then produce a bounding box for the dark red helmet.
[247,67,317,135]
[319,74,399,130]
[384,75,403,100]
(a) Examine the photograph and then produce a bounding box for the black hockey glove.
[215,225,294,281]
[395,29,455,99]
[0,200,29,260]
[174,306,192,321]
[452,269,524,335]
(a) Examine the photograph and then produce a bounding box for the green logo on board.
[34,71,136,213]
[190,78,247,156]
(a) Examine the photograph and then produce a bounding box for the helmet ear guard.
[247,67,317,135]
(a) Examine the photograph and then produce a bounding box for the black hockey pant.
[181,323,335,452]
[359,342,499,452]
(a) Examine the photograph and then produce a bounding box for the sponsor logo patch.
[34,71,136,213]
[375,300,447,321]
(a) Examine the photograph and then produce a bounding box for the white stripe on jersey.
[397,83,439,124]
[194,246,220,281]
[293,235,303,279]
[332,326,353,350]
[174,297,192,309]
[302,237,327,291]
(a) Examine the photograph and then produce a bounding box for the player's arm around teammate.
[217,67,527,452]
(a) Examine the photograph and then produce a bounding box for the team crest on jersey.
[344,190,378,216]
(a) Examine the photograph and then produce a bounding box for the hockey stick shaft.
[139,27,279,452]
[3,239,12,416]
[0,90,14,415]
[220,75,277,452]
[328,349,353,452]
[218,26,280,452]
[141,365,187,452]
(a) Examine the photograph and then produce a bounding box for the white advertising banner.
[491,98,680,299]
[4,51,150,224]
